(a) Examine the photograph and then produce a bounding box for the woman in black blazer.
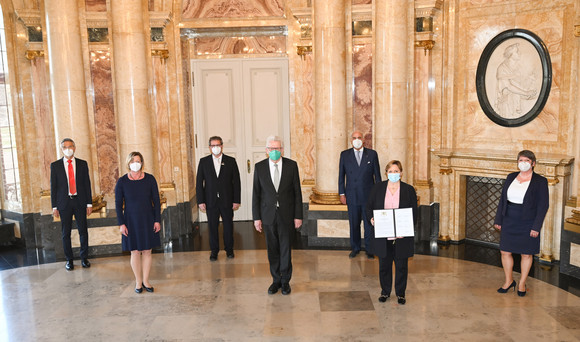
[367,160,417,305]
[494,150,549,297]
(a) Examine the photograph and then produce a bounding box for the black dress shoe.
[517,284,526,297]
[226,252,235,259]
[366,253,375,260]
[397,296,406,305]
[81,259,91,268]
[65,261,74,271]
[142,283,154,293]
[268,283,281,294]
[349,250,360,258]
[281,283,291,295]
[135,287,143,294]
[209,253,218,261]
[378,294,390,303]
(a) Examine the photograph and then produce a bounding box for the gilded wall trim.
[151,49,169,59]
[25,50,44,60]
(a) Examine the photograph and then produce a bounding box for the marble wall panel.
[30,57,54,191]
[353,0,371,4]
[85,0,107,12]
[317,219,350,238]
[152,57,172,184]
[182,0,284,19]
[89,50,119,195]
[353,43,372,147]
[571,243,580,267]
[194,36,286,57]
[453,1,570,154]
[294,54,315,181]
[71,226,121,247]
[181,39,196,196]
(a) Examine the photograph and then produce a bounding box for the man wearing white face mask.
[50,138,93,271]
[339,131,382,259]
[196,136,241,261]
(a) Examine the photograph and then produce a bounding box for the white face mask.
[352,139,363,149]
[129,162,142,172]
[63,148,74,158]
[211,146,222,156]
[518,161,531,172]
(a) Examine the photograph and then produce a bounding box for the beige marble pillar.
[374,0,409,169]
[111,0,154,169]
[311,0,347,204]
[44,0,93,164]
[413,45,433,204]
[539,180,558,261]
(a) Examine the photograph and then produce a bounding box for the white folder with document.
[373,208,414,238]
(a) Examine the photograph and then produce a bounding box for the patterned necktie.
[68,160,77,195]
[274,163,280,191]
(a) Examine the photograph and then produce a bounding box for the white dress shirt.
[212,154,222,177]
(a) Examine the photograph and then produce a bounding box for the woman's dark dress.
[115,173,161,251]
[494,172,549,255]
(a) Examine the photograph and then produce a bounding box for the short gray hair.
[60,138,75,148]
[265,135,284,148]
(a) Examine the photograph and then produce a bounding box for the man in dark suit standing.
[253,136,303,295]
[196,136,241,261]
[339,130,381,259]
[50,138,93,270]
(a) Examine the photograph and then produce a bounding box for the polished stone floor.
[2,250,580,341]
[1,222,580,341]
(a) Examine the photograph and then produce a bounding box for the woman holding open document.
[367,160,418,305]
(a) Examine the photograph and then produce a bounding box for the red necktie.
[68,160,77,195]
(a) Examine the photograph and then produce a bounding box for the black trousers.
[263,210,293,285]
[347,203,372,253]
[378,242,409,297]
[206,202,234,254]
[59,197,89,261]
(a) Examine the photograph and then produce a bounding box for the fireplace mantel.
[433,148,574,262]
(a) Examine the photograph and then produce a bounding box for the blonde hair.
[385,160,403,173]
[126,151,144,171]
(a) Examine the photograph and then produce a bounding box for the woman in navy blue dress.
[494,150,549,297]
[115,152,161,294]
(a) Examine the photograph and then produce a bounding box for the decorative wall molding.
[150,11,172,28]
[15,9,41,26]
[414,0,443,18]
[86,11,108,28]
[352,4,372,22]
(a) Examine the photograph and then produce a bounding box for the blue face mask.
[387,173,401,183]
[269,150,281,161]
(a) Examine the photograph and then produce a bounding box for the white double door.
[192,58,290,221]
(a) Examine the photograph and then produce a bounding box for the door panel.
[192,58,289,222]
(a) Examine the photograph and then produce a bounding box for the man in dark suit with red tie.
[339,131,382,259]
[50,138,93,270]
[196,136,241,261]
[253,136,303,295]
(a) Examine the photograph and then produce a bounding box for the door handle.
[247,159,251,173]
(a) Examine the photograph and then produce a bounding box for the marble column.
[311,0,347,204]
[414,45,433,204]
[540,180,558,262]
[111,0,154,170]
[44,0,93,165]
[374,0,409,169]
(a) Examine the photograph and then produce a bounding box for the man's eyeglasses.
[267,147,282,151]
[209,144,223,147]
